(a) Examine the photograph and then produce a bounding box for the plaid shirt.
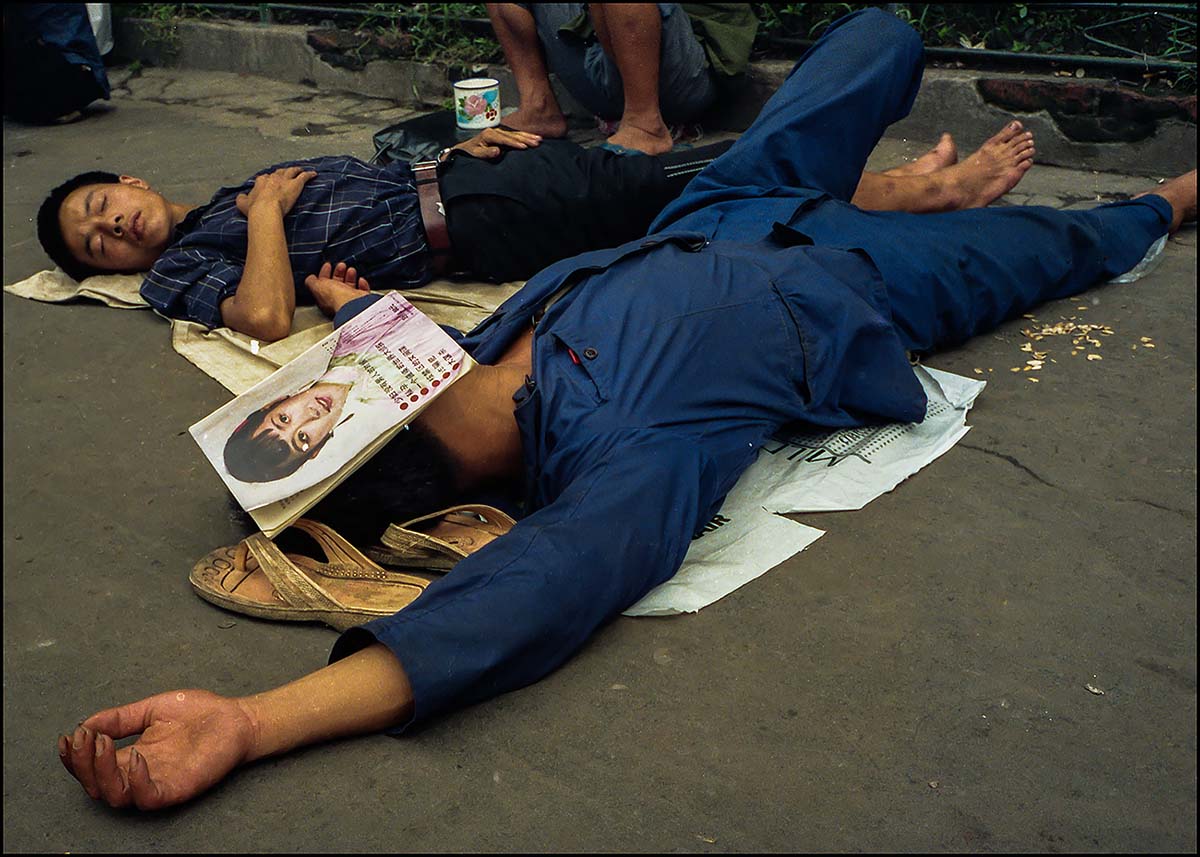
[140,156,430,329]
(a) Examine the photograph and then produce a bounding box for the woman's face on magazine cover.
[257,384,349,458]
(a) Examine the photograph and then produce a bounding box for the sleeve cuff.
[332,292,386,329]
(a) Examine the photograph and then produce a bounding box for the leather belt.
[412,160,455,277]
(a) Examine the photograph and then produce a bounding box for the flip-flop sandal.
[596,141,644,157]
[370,504,516,569]
[597,140,694,156]
[189,519,436,632]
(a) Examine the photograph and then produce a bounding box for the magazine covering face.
[190,294,475,528]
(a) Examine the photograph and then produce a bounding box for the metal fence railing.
[790,3,1198,75]
[127,3,1199,84]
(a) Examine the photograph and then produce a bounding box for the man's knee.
[839,7,923,61]
[787,8,922,85]
[820,6,921,62]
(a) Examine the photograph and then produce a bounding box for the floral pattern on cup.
[455,88,499,128]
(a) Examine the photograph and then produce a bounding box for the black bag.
[3,4,110,123]
[370,109,478,165]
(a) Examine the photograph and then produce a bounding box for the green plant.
[112,3,1197,92]
[389,3,499,63]
[751,3,1196,93]
[119,3,183,58]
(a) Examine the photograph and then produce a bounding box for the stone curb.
[114,17,1195,177]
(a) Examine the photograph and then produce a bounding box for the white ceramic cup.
[453,78,501,130]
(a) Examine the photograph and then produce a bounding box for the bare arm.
[219,166,317,341]
[245,642,414,758]
[59,643,412,811]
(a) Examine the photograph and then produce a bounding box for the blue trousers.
[651,8,1172,354]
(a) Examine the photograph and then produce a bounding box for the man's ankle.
[617,111,670,138]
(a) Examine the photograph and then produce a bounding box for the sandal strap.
[244,533,343,612]
[395,504,517,532]
[286,519,434,584]
[289,553,435,587]
[291,518,389,573]
[367,544,458,571]
[381,504,517,558]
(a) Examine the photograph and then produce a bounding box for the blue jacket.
[330,229,926,729]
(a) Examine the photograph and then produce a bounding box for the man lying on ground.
[59,8,1188,812]
[37,115,1036,342]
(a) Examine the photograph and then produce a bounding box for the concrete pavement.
[2,65,1196,852]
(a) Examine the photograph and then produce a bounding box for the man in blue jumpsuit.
[58,9,1192,810]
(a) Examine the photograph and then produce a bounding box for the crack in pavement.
[1114,497,1194,518]
[960,445,1194,516]
[958,442,1059,488]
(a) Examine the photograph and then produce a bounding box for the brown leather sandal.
[189,519,437,632]
[368,504,516,570]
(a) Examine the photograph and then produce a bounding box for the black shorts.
[442,138,733,282]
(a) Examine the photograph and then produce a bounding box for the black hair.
[303,422,459,547]
[223,397,333,484]
[36,170,121,282]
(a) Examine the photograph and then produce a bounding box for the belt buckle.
[412,159,439,181]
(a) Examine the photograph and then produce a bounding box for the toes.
[1002,131,1031,150]
[990,120,1024,144]
[1001,131,1035,162]
[937,132,959,163]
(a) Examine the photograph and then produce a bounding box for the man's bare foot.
[885,132,958,177]
[606,116,675,155]
[1137,169,1198,233]
[936,120,1036,209]
[501,104,568,139]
